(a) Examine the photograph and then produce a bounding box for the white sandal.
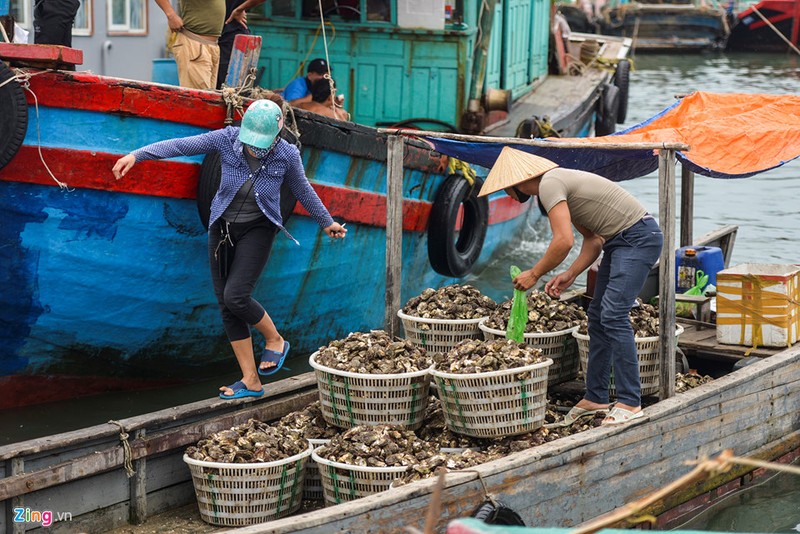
[602,406,644,426]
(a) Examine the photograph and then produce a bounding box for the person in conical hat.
[482,147,663,427]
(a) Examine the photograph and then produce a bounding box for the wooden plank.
[224,34,262,89]
[678,324,783,359]
[680,165,694,247]
[385,135,404,338]
[10,458,24,534]
[658,150,677,400]
[0,390,317,501]
[0,43,83,66]
[0,373,316,460]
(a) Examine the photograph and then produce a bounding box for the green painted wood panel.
[485,1,503,91]
[530,0,550,81]
[503,0,533,95]
[249,21,469,127]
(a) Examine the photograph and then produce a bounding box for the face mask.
[246,144,272,159]
[511,186,531,203]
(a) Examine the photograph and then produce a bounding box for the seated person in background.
[296,78,350,121]
[283,58,330,106]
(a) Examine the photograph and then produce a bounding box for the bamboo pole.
[375,128,691,151]
[658,150,677,401]
[751,6,800,56]
[385,136,404,337]
[680,165,694,247]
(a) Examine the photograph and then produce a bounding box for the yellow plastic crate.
[716,263,800,349]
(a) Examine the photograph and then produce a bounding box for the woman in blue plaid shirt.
[113,100,347,400]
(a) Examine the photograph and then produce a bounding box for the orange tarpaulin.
[427,92,800,181]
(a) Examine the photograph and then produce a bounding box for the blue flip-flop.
[259,340,290,376]
[219,380,264,400]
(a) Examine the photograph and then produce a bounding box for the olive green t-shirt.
[538,167,647,240]
[180,0,225,37]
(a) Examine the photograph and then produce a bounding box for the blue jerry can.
[675,246,724,293]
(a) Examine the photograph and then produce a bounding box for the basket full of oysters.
[573,300,685,396]
[430,338,552,438]
[309,330,433,430]
[397,284,497,354]
[183,419,312,526]
[479,290,586,386]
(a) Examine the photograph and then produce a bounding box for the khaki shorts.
[171,31,220,90]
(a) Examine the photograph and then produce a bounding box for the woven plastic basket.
[430,358,553,438]
[309,352,432,430]
[311,449,407,506]
[183,445,312,527]
[303,438,331,501]
[478,320,580,386]
[573,325,685,396]
[397,310,486,354]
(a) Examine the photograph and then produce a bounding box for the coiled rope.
[108,420,136,478]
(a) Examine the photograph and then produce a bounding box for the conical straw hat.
[478,147,559,197]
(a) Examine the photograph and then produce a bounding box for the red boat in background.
[727,0,800,51]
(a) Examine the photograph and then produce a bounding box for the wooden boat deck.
[677,322,785,362]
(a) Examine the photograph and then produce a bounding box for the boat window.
[9,0,32,30]
[366,0,391,22]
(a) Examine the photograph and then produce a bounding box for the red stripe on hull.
[24,71,236,129]
[1,146,200,199]
[2,146,526,232]
[0,376,184,410]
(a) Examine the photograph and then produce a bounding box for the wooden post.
[385,136,404,337]
[468,0,498,101]
[130,429,147,525]
[224,34,262,89]
[658,150,677,400]
[680,165,694,247]
[8,458,24,534]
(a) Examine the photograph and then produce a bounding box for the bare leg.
[252,311,285,372]
[219,337,263,396]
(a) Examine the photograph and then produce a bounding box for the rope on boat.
[221,69,257,125]
[108,420,136,478]
[316,0,346,119]
[6,68,71,191]
[571,449,800,534]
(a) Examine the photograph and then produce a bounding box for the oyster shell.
[315,425,438,468]
[315,330,432,374]
[484,290,586,334]
[435,338,545,377]
[186,418,307,463]
[676,371,714,393]
[401,284,497,320]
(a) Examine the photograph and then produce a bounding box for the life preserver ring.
[0,62,28,171]
[197,151,297,229]
[594,83,619,137]
[427,174,489,278]
[614,59,631,124]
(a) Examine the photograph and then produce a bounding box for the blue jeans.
[586,216,663,407]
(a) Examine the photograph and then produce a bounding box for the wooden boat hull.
[0,69,532,409]
[598,4,730,51]
[727,0,800,51]
[0,345,797,532]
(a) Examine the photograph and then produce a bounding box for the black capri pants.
[208,217,278,342]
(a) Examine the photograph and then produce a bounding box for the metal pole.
[680,165,694,247]
[658,150,677,400]
[385,136,404,337]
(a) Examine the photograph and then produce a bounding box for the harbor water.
[1,49,799,530]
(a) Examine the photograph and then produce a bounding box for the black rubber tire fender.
[0,62,28,171]
[613,59,631,124]
[427,174,489,278]
[471,501,526,525]
[197,151,297,229]
[594,83,619,137]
